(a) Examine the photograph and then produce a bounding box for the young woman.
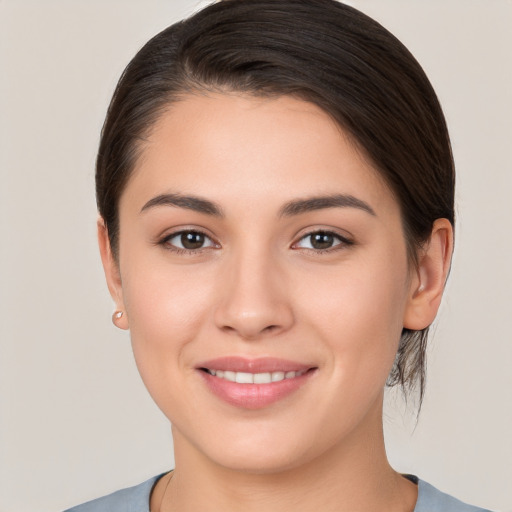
[66,1,492,511]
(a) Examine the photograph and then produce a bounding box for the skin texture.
[99,93,453,512]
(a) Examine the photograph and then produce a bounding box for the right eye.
[292,230,353,253]
[160,230,217,253]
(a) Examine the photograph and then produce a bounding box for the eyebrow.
[140,192,376,218]
[279,194,376,217]
[140,193,225,217]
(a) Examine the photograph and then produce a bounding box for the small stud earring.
[418,283,425,293]
[112,310,124,325]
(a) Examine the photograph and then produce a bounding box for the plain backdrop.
[1,1,511,511]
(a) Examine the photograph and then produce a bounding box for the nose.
[213,248,294,340]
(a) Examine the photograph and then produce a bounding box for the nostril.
[214,295,295,339]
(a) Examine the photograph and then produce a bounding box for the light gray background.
[1,1,511,511]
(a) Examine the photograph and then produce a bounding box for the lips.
[196,357,316,409]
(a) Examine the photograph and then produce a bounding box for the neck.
[157,396,417,512]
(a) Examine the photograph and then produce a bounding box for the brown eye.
[163,230,216,252]
[310,232,335,249]
[181,232,205,249]
[294,230,351,251]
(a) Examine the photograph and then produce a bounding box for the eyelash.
[158,229,353,255]
[292,230,354,254]
[159,229,218,255]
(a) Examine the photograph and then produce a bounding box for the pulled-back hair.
[96,0,455,404]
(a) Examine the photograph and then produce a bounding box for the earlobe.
[403,218,454,331]
[97,218,129,330]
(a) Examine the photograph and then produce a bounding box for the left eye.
[294,231,348,250]
[163,230,216,251]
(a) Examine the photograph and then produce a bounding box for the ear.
[97,217,129,330]
[403,218,454,330]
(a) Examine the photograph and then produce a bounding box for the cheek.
[120,255,215,388]
[126,274,205,341]
[296,250,409,382]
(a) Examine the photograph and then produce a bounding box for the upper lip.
[196,356,314,374]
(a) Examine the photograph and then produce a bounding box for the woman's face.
[109,93,419,472]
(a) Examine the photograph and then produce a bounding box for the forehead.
[121,92,397,218]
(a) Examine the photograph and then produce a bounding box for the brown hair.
[96,0,455,405]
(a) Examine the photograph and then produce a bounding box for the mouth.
[200,368,307,384]
[201,368,309,384]
[196,357,317,409]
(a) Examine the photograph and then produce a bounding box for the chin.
[211,447,311,475]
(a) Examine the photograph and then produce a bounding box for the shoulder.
[63,473,495,512]
[416,478,494,512]
[63,474,162,512]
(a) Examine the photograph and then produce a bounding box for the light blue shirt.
[64,473,493,512]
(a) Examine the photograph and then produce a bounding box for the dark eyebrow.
[140,193,224,217]
[279,194,376,217]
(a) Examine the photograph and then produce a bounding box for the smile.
[197,357,316,409]
[203,369,306,384]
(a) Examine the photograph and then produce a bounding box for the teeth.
[206,369,305,384]
[254,372,272,384]
[271,371,285,382]
[235,372,254,384]
[224,371,236,382]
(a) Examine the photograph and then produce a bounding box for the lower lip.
[198,370,315,409]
